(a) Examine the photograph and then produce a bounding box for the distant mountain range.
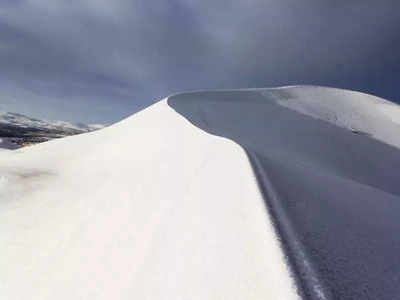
[0,111,105,149]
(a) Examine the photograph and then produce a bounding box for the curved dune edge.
[167,86,400,300]
[0,100,299,299]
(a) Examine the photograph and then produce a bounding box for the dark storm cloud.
[0,0,399,123]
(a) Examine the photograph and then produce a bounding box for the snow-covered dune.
[1,86,400,299]
[169,86,400,300]
[271,86,400,148]
[0,100,297,299]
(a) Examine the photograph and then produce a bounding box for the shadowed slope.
[168,86,400,300]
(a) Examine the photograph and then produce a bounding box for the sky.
[0,0,399,124]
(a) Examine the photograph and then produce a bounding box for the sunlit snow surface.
[272,86,400,148]
[1,86,400,300]
[0,99,298,300]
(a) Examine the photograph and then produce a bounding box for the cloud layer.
[1,0,399,123]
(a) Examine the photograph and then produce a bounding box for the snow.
[272,86,400,148]
[378,103,400,125]
[0,175,8,191]
[0,137,20,150]
[0,111,105,132]
[167,86,400,299]
[3,85,398,299]
[0,111,49,129]
[0,100,298,300]
[88,123,106,130]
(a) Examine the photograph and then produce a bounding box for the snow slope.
[271,86,400,148]
[2,86,400,300]
[168,86,400,300]
[0,100,298,300]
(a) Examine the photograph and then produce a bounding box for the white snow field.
[0,100,299,299]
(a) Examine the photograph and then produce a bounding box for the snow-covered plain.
[0,100,298,299]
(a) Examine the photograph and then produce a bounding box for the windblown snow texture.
[168,87,400,300]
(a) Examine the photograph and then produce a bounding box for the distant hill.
[0,111,105,148]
